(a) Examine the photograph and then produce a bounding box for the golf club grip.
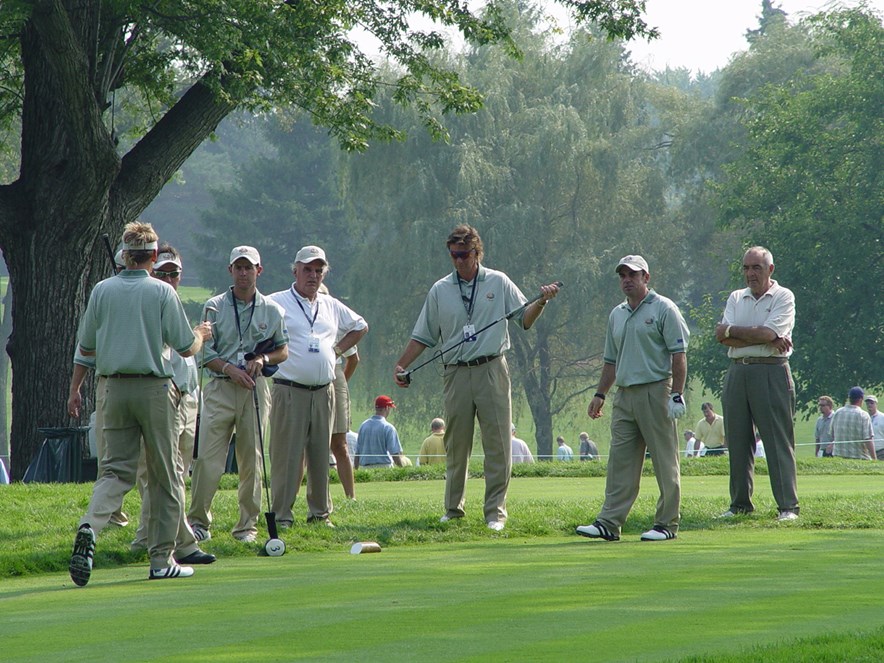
[266,511,278,539]
[192,413,201,459]
[101,234,116,276]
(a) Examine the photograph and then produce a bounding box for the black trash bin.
[23,427,92,483]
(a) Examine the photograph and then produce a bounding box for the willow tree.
[0,1,655,477]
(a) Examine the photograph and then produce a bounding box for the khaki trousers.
[269,382,334,523]
[81,377,180,569]
[132,391,199,557]
[92,376,127,524]
[188,377,268,538]
[597,379,681,536]
[723,361,798,513]
[442,356,512,523]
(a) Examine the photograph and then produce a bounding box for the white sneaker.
[575,521,619,541]
[192,525,212,542]
[69,525,96,587]
[640,526,677,541]
[487,521,505,532]
[234,532,257,543]
[149,565,194,580]
[776,511,798,522]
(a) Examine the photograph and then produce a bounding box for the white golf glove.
[668,392,686,419]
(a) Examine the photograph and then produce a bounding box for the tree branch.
[112,74,237,219]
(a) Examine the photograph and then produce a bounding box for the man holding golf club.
[188,246,288,544]
[393,225,559,531]
[268,246,368,528]
[70,222,212,585]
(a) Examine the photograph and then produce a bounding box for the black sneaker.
[175,550,217,565]
[69,525,96,587]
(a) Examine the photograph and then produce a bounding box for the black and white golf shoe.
[69,524,96,587]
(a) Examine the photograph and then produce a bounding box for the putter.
[192,304,218,460]
[253,380,285,556]
[397,281,563,385]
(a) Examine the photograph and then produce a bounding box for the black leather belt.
[732,357,788,365]
[447,355,499,368]
[106,373,157,379]
[273,378,329,391]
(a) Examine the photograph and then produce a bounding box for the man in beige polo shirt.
[188,246,288,543]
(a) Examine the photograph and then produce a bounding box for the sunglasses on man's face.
[155,270,181,279]
[449,249,474,260]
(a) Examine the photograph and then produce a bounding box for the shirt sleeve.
[763,287,795,339]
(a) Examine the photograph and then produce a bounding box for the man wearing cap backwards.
[69,222,212,585]
[393,224,559,532]
[355,396,407,469]
[576,254,689,542]
[831,387,876,461]
[714,246,799,521]
[268,246,368,528]
[129,244,215,564]
[188,246,289,544]
[864,395,884,460]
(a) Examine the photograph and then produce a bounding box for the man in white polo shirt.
[268,246,368,528]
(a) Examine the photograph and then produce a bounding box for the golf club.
[192,304,218,460]
[252,376,285,556]
[101,233,117,276]
[397,281,563,385]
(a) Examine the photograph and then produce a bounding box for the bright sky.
[624,0,884,74]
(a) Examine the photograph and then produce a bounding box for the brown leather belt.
[732,357,788,365]
[273,378,329,391]
[106,373,157,379]
[447,355,499,368]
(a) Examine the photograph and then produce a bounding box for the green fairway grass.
[2,529,882,662]
[2,470,882,661]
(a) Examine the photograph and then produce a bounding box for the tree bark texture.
[0,3,237,478]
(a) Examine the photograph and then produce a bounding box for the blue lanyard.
[292,286,319,331]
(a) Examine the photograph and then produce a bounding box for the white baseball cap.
[295,245,327,265]
[155,251,182,270]
[229,246,261,266]
[616,254,649,274]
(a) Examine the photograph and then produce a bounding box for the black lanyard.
[230,288,256,348]
[292,286,319,331]
[458,271,479,321]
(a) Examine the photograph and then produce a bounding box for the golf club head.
[263,538,286,557]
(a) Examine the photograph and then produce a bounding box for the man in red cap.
[354,395,407,469]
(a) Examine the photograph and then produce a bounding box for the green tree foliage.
[0,0,656,477]
[339,5,690,457]
[717,7,883,409]
[194,116,350,295]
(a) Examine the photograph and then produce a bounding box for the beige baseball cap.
[295,245,327,265]
[229,246,261,266]
[616,255,649,274]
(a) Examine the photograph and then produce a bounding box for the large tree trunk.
[511,329,554,460]
[0,5,236,478]
[0,285,12,474]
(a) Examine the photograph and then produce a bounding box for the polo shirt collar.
[448,263,486,285]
